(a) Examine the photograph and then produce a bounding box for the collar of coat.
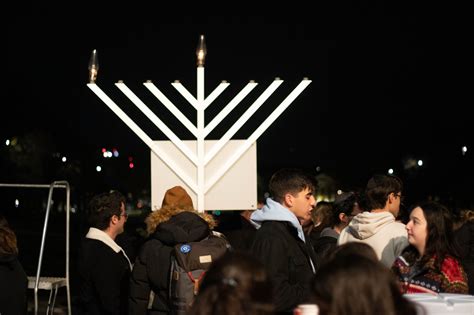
[86,227,132,270]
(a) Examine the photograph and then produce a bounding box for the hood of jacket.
[250,198,306,242]
[151,211,211,246]
[345,211,395,240]
[145,204,216,236]
[320,227,339,239]
[0,253,17,268]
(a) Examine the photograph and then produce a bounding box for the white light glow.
[417,160,423,166]
[15,199,19,207]
[5,139,10,146]
[62,156,67,163]
[462,146,467,155]
[96,166,102,172]
[337,190,342,195]
[388,168,394,174]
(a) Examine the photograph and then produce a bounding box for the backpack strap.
[187,271,206,295]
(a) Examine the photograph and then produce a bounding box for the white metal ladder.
[0,181,71,315]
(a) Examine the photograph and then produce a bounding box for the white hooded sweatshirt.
[338,211,408,267]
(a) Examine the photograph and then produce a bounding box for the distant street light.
[462,145,468,156]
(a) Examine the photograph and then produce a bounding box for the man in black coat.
[250,168,318,314]
[76,191,132,315]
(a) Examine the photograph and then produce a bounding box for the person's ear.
[284,193,294,207]
[388,192,396,204]
[339,212,347,223]
[110,214,119,225]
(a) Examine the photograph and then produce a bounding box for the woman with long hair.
[391,201,468,294]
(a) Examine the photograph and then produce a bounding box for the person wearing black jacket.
[129,186,217,314]
[0,215,28,315]
[250,168,318,314]
[76,191,132,315]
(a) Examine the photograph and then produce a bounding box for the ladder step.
[27,276,67,290]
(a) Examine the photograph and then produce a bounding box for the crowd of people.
[1,169,472,315]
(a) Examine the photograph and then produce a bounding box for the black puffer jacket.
[129,212,211,315]
[0,254,28,315]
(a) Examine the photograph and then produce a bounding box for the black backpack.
[168,232,230,314]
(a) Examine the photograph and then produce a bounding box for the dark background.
[2,5,472,308]
[4,6,473,210]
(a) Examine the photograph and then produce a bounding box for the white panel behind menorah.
[151,140,257,211]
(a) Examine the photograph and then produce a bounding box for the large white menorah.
[87,36,311,212]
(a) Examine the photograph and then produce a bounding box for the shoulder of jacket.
[138,238,164,255]
[440,255,467,283]
[385,221,408,233]
[442,255,462,268]
[260,220,293,232]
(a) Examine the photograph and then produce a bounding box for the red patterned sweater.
[392,254,469,294]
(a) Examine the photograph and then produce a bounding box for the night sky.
[4,6,473,208]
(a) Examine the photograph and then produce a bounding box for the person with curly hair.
[76,190,131,315]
